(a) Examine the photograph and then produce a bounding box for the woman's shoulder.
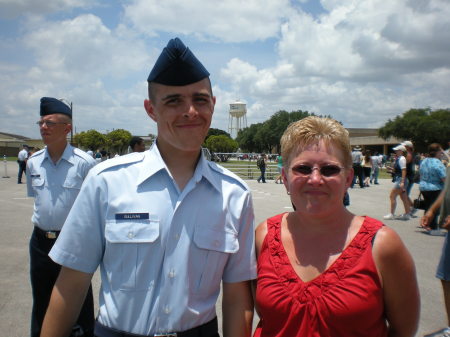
[255,213,286,253]
[372,225,407,259]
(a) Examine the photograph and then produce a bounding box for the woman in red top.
[254,116,419,337]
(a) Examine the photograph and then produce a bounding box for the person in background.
[274,154,283,184]
[253,116,419,337]
[370,151,382,185]
[422,164,450,337]
[257,153,267,183]
[362,149,372,187]
[26,97,96,337]
[419,143,447,231]
[17,144,29,184]
[351,145,364,188]
[384,144,412,220]
[402,141,418,216]
[41,37,255,337]
[129,136,146,152]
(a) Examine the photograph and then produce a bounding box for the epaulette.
[92,152,145,175]
[73,148,96,163]
[206,160,249,191]
[28,148,45,159]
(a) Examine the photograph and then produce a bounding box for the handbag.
[413,193,426,210]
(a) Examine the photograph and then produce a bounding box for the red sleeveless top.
[254,214,388,337]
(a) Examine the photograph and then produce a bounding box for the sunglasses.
[292,164,345,177]
[36,121,68,127]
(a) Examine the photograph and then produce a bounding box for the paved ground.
[0,159,446,336]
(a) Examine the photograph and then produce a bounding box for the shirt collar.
[42,143,74,166]
[136,142,221,193]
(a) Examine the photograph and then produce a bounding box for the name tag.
[115,213,150,220]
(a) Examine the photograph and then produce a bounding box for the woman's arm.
[373,226,420,337]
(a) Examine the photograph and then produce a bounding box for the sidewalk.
[0,160,446,336]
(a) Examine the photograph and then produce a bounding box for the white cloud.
[216,0,450,129]
[1,0,449,140]
[0,0,93,18]
[123,0,290,42]
[0,12,153,138]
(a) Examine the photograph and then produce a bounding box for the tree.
[74,130,108,151]
[106,129,132,155]
[236,109,313,153]
[236,123,263,153]
[379,108,450,152]
[204,135,238,153]
[206,128,231,141]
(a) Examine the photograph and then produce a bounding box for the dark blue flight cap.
[147,37,210,86]
[40,97,72,117]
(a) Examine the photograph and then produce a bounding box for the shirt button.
[168,270,175,278]
[214,240,220,247]
[164,307,171,314]
[127,232,134,239]
[174,233,180,240]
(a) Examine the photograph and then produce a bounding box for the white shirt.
[49,143,256,335]
[26,144,96,230]
[18,148,28,161]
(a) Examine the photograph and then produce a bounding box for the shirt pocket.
[62,175,83,190]
[104,218,160,290]
[190,226,239,293]
[31,175,45,188]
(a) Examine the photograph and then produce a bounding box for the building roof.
[0,132,31,141]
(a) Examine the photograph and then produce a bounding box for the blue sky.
[1,0,449,139]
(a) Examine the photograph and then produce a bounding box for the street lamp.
[59,98,73,145]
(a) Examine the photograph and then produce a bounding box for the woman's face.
[283,140,353,216]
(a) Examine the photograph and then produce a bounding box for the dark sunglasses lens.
[320,165,341,176]
[296,165,312,175]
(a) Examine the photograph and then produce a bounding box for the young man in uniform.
[26,97,96,337]
[41,38,256,337]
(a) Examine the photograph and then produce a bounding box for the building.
[0,132,43,157]
[347,128,403,154]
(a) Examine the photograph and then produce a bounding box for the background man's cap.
[401,140,413,148]
[393,144,407,152]
[147,37,210,86]
[354,146,361,150]
[40,97,72,117]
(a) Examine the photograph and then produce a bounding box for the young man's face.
[145,78,215,155]
[38,113,71,146]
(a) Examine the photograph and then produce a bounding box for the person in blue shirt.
[419,143,447,231]
[26,97,96,337]
[41,38,256,337]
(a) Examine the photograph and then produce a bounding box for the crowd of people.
[14,36,450,337]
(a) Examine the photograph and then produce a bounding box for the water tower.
[228,100,247,138]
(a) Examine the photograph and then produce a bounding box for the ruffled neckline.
[265,213,382,302]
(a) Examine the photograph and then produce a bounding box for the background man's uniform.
[26,97,96,337]
[17,146,28,183]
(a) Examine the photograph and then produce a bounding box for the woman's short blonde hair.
[280,116,352,169]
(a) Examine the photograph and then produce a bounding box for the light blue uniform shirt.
[26,144,96,230]
[50,143,256,335]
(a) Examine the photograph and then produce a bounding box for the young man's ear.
[144,99,157,122]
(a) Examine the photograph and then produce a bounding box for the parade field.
[0,160,446,336]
